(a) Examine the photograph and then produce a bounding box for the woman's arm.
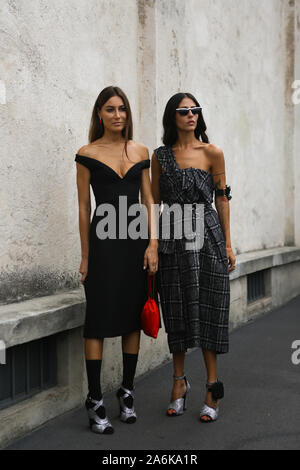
[208,145,232,247]
[75,152,91,280]
[139,147,158,274]
[150,152,162,206]
[208,144,236,271]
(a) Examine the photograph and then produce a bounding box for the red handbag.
[141,273,160,339]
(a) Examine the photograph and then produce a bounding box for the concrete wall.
[0,0,140,303]
[294,0,300,246]
[155,0,299,254]
[1,0,299,306]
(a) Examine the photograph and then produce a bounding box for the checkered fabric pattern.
[154,145,230,354]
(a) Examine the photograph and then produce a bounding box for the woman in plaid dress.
[151,92,236,422]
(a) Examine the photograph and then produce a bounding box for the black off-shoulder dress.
[75,154,151,338]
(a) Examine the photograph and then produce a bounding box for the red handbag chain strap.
[147,274,155,299]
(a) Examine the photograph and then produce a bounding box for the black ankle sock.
[121,352,138,391]
[85,359,102,401]
[117,352,138,408]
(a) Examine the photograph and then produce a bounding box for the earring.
[99,117,102,124]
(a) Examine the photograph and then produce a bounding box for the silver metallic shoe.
[116,386,137,424]
[200,380,224,423]
[167,375,191,416]
[85,395,114,434]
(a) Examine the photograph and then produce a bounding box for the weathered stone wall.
[1,0,299,305]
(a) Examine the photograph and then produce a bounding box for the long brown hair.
[88,86,133,160]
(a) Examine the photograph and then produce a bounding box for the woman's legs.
[122,330,140,355]
[84,332,141,399]
[85,339,103,400]
[117,330,141,423]
[85,338,103,359]
[84,338,114,433]
[168,351,187,415]
[120,330,140,391]
[201,348,219,421]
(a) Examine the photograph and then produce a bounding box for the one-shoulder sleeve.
[153,146,168,172]
[153,145,164,157]
[75,154,93,170]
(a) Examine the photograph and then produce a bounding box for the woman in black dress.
[75,86,158,434]
[151,92,236,422]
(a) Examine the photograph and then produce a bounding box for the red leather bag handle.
[147,273,155,299]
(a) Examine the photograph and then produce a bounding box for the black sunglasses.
[176,106,202,116]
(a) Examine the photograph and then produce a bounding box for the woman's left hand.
[143,244,158,275]
[226,247,236,272]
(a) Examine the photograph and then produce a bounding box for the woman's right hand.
[79,257,89,284]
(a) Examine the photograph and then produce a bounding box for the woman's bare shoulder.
[128,140,149,160]
[204,143,224,157]
[203,144,226,178]
[76,144,95,157]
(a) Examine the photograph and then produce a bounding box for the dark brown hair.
[162,92,209,147]
[88,86,133,159]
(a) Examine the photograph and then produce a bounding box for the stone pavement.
[5,295,300,450]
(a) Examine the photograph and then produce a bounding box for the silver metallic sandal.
[116,386,137,424]
[167,374,191,416]
[200,380,224,423]
[85,396,114,434]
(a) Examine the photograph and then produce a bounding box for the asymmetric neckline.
[170,147,212,176]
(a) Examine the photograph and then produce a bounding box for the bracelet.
[214,184,232,200]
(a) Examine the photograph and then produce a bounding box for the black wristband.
[214,184,232,200]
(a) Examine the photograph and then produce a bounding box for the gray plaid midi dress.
[155,145,230,354]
